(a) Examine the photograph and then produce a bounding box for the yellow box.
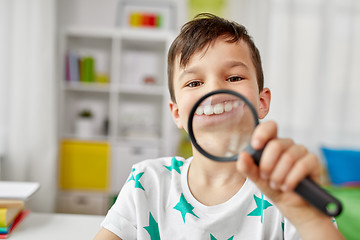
[129,12,141,27]
[59,140,110,190]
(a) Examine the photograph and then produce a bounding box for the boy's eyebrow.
[179,60,250,79]
[225,60,250,70]
[179,66,200,79]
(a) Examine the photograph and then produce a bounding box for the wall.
[57,0,360,164]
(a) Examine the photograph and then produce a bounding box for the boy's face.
[169,37,270,132]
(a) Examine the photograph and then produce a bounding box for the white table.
[10,212,105,239]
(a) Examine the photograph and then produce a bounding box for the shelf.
[121,28,174,42]
[63,82,111,93]
[118,84,164,96]
[58,24,179,214]
[117,136,161,146]
[62,82,165,96]
[65,26,174,42]
[65,26,116,38]
[61,135,110,142]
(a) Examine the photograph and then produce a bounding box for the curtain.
[230,0,360,157]
[0,0,57,212]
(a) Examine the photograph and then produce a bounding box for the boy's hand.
[236,120,324,225]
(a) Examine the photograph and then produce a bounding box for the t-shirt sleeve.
[283,217,302,240]
[101,208,137,239]
[101,170,138,240]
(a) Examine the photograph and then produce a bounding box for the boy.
[95,13,343,239]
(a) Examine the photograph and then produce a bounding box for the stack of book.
[0,181,39,239]
[65,52,109,84]
[0,200,29,239]
[128,12,162,28]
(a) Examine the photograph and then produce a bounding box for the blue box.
[321,146,360,186]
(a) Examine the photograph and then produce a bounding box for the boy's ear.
[169,100,183,129]
[258,88,271,119]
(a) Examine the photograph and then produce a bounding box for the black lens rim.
[188,89,260,162]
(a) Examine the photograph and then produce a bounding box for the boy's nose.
[207,79,229,92]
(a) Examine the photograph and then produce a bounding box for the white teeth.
[214,103,224,114]
[195,100,241,116]
[225,102,233,112]
[204,105,214,115]
[196,106,204,115]
[233,101,241,108]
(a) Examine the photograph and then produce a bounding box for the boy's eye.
[226,76,244,82]
[185,81,203,88]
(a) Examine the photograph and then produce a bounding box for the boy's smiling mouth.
[195,99,244,116]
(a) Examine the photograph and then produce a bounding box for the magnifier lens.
[190,90,258,161]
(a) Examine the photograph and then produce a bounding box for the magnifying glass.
[188,89,342,217]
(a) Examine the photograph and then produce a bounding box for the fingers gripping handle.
[245,145,342,217]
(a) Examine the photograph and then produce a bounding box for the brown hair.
[167,13,264,102]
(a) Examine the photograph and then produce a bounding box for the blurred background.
[0,0,359,238]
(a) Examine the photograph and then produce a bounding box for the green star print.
[128,168,136,181]
[247,193,272,223]
[144,212,160,240]
[128,168,145,190]
[164,157,184,174]
[210,234,234,240]
[174,193,199,223]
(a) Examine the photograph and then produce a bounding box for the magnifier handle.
[245,145,342,217]
[295,177,342,216]
[245,144,263,166]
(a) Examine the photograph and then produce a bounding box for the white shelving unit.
[57,26,179,214]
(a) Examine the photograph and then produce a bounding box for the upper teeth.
[196,101,239,116]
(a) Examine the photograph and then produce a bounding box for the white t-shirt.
[101,156,301,239]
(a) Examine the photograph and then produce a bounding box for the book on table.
[0,200,24,229]
[0,210,30,239]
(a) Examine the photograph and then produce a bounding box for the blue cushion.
[321,146,360,186]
